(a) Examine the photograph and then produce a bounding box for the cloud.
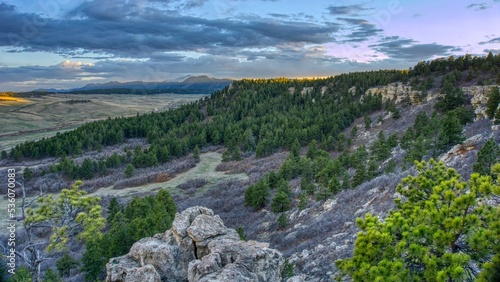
[0,2,339,59]
[337,18,382,42]
[484,49,500,54]
[268,13,290,18]
[479,37,500,45]
[0,54,353,91]
[181,0,209,9]
[467,3,492,10]
[0,2,16,13]
[327,4,367,16]
[370,37,458,60]
[0,0,483,91]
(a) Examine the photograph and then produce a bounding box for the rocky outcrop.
[463,85,498,120]
[106,206,285,282]
[439,134,485,167]
[365,83,426,104]
[366,83,499,121]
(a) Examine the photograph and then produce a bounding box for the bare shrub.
[113,173,156,190]
[30,173,68,195]
[156,172,171,182]
[177,178,208,190]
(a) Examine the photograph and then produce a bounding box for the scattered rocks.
[287,275,307,282]
[106,206,285,282]
[322,199,336,211]
[440,134,484,165]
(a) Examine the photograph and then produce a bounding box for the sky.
[0,0,499,91]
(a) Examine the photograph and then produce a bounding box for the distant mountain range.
[35,75,233,94]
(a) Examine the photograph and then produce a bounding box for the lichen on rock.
[106,206,285,282]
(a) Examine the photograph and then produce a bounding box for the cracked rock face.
[106,206,284,282]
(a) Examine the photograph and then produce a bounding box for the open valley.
[1,0,499,280]
[0,93,205,151]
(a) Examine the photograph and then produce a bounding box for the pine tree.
[364,114,372,129]
[244,180,270,209]
[337,159,500,281]
[306,140,318,159]
[300,177,315,195]
[291,138,301,160]
[473,138,500,176]
[486,86,500,119]
[80,158,95,180]
[107,197,122,222]
[386,159,396,173]
[44,269,62,282]
[298,193,307,210]
[341,172,351,190]
[236,227,247,241]
[352,164,367,187]
[82,239,108,281]
[232,146,242,161]
[23,167,33,180]
[56,253,79,277]
[24,181,105,281]
[277,213,289,229]
[193,145,200,161]
[315,185,333,201]
[440,111,465,149]
[124,163,135,178]
[271,191,291,213]
[328,175,341,195]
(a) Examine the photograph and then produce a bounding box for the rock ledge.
[106,206,285,282]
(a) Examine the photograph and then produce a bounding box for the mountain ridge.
[34,75,233,93]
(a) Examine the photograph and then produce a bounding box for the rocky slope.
[170,84,500,281]
[106,206,288,282]
[366,83,499,121]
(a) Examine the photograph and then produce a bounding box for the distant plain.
[0,93,206,151]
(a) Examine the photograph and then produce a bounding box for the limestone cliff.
[463,85,497,120]
[366,83,499,121]
[365,83,426,104]
[106,206,285,282]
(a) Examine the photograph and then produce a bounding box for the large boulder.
[106,206,285,282]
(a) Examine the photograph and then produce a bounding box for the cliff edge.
[106,206,285,282]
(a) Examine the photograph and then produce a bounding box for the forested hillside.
[1,53,500,281]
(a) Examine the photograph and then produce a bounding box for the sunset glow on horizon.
[0,0,499,91]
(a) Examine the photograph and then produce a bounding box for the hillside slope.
[1,54,500,281]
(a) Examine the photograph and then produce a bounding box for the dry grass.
[0,94,205,151]
[0,96,30,103]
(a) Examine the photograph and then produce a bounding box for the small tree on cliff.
[337,159,500,281]
[19,181,105,281]
[473,138,500,176]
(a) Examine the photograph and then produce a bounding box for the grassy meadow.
[0,93,206,151]
[0,152,248,232]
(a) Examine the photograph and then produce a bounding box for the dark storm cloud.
[370,37,458,60]
[0,1,339,59]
